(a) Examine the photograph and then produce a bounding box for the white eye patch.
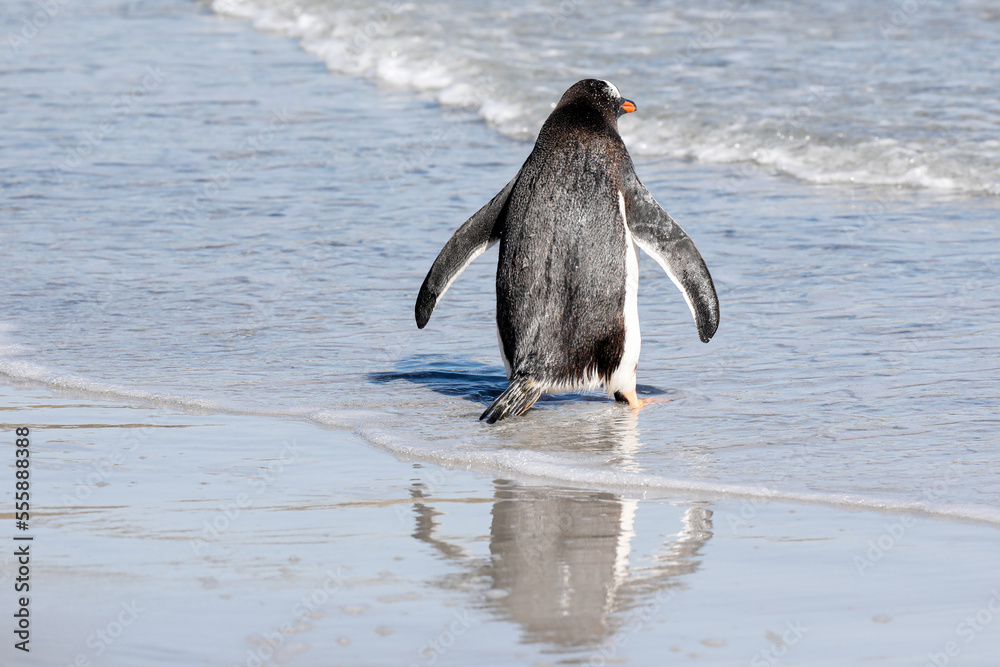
[600,80,621,99]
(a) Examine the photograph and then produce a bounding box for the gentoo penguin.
[415,79,719,423]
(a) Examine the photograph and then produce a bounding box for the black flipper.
[480,376,543,424]
[621,158,720,342]
[415,177,517,329]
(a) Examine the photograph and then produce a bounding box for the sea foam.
[213,0,1000,197]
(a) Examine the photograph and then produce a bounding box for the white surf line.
[4,355,998,528]
[0,357,368,423]
[357,429,1000,529]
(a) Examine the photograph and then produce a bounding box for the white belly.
[607,213,641,396]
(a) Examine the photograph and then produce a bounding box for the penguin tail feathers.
[480,376,543,424]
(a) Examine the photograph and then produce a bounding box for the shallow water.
[2,1,1000,665]
[215,0,1000,195]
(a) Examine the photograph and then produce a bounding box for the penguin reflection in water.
[416,79,719,423]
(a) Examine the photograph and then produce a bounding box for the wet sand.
[4,383,1000,666]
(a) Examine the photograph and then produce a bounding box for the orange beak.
[620,99,636,114]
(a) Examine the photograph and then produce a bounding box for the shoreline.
[4,367,998,529]
[5,380,1000,666]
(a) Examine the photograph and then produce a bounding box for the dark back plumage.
[497,80,632,386]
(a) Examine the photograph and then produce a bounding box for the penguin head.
[554,79,637,125]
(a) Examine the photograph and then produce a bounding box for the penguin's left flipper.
[622,159,720,343]
[415,177,517,329]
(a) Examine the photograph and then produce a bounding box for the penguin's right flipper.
[480,376,543,423]
[621,158,720,343]
[415,177,517,329]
